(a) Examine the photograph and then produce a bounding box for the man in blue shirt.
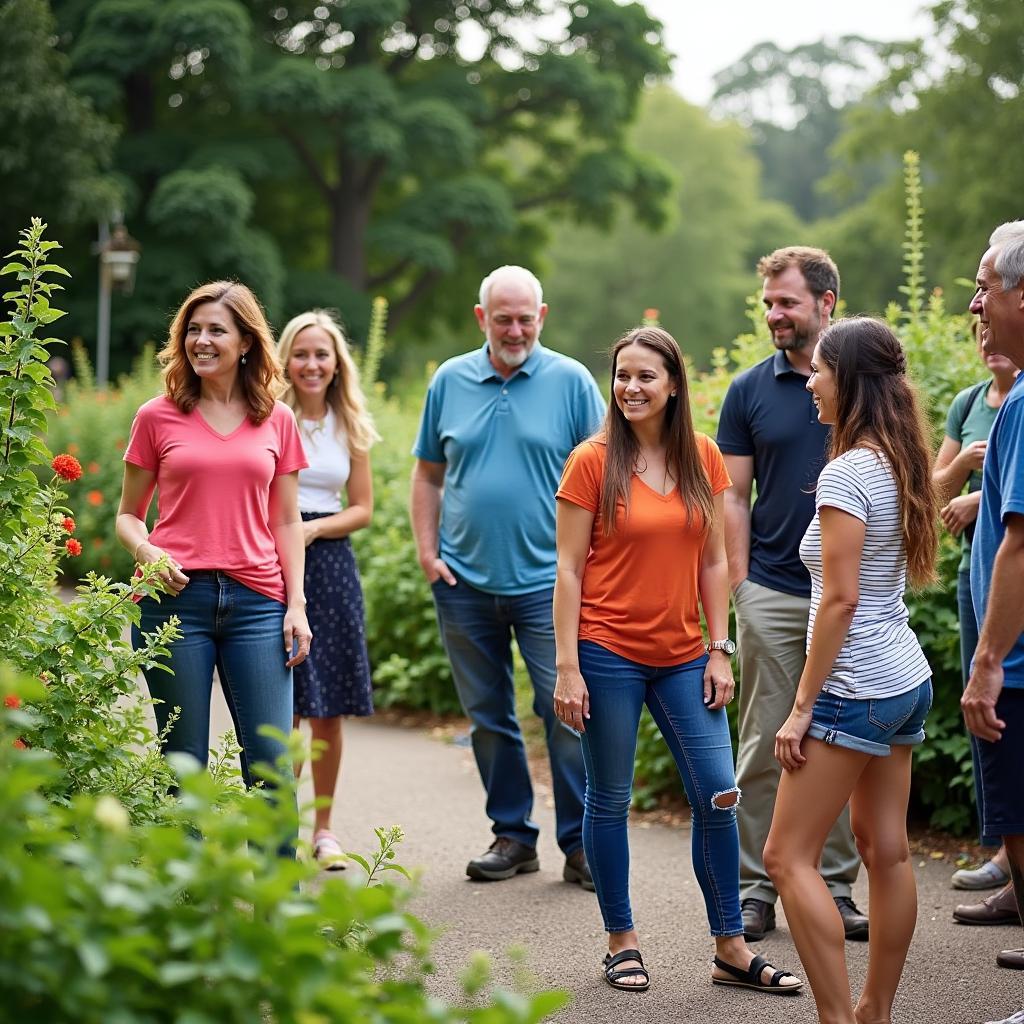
[410,265,604,886]
[964,221,1024,1017]
[717,247,866,942]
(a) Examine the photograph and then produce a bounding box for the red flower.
[65,538,83,556]
[643,307,660,321]
[13,738,27,750]
[52,453,83,481]
[4,695,19,709]
[88,461,100,475]
[87,490,103,506]
[62,517,76,533]
[67,442,79,454]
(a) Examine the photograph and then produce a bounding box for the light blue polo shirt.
[972,372,1024,688]
[413,340,604,595]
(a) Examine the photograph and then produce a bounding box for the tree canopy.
[37,0,672,369]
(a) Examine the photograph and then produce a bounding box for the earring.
[670,391,677,397]
[241,354,247,365]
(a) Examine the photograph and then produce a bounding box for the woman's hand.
[301,519,319,548]
[284,605,313,667]
[135,541,190,595]
[554,667,590,734]
[774,708,813,771]
[703,650,735,710]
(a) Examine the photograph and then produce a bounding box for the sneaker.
[952,858,1010,890]
[985,1011,1024,1024]
[466,837,539,881]
[834,896,869,941]
[563,848,595,891]
[312,829,347,871]
[741,897,776,941]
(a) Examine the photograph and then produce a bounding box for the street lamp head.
[100,224,141,294]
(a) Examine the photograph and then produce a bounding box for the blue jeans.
[432,576,585,854]
[132,571,295,790]
[578,641,743,936]
[959,568,997,846]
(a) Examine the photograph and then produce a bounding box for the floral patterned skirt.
[293,514,373,718]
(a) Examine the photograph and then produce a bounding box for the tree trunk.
[329,187,370,290]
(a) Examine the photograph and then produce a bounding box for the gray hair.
[478,265,543,311]
[989,221,1024,290]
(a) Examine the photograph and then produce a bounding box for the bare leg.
[851,747,916,1024]
[309,715,344,833]
[606,928,645,986]
[765,738,870,1024]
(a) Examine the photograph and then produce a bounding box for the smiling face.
[475,275,547,377]
[286,325,338,411]
[970,246,1024,364]
[184,300,250,382]
[612,342,677,431]
[806,342,838,424]
[763,265,833,354]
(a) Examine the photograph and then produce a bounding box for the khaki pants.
[733,578,861,903]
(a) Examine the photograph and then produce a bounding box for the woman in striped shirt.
[763,317,938,1024]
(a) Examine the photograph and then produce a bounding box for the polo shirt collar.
[476,339,544,382]
[772,349,808,378]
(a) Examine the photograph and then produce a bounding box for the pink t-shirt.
[124,396,308,604]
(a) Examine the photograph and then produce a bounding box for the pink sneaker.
[312,829,347,871]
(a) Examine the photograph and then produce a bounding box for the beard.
[488,327,541,368]
[771,312,820,353]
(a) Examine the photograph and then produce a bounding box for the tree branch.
[367,257,413,290]
[276,121,333,199]
[515,189,571,212]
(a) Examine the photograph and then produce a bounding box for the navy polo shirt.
[716,350,830,598]
[413,340,605,595]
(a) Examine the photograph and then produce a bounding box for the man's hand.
[956,439,988,473]
[940,493,980,537]
[962,659,1007,742]
[420,555,456,586]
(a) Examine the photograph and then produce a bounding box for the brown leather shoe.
[953,882,1021,925]
[997,948,1024,970]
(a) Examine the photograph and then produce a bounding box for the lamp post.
[96,220,140,388]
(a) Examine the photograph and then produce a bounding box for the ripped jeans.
[578,640,743,936]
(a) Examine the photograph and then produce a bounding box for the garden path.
[206,693,1022,1023]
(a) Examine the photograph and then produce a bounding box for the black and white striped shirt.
[799,448,930,698]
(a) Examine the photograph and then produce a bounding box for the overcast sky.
[640,0,933,105]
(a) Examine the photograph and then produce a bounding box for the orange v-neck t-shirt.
[556,435,730,666]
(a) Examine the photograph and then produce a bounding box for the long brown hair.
[159,281,282,424]
[599,326,713,535]
[817,317,938,587]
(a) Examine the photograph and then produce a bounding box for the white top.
[296,407,350,514]
[799,447,930,699]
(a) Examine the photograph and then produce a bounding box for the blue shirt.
[716,350,830,598]
[971,372,1024,688]
[413,341,605,595]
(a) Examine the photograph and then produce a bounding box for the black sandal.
[603,948,650,992]
[711,953,802,994]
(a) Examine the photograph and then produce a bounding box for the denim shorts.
[807,678,932,757]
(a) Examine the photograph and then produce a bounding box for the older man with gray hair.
[963,220,1024,1024]
[410,265,604,886]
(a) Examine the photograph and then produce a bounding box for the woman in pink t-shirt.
[116,281,312,825]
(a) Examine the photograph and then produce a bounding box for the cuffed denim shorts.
[807,678,932,757]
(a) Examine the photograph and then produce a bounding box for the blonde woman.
[277,310,379,868]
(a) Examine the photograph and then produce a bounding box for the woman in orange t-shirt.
[554,327,802,996]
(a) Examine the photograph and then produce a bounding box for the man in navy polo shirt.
[963,221,1024,1021]
[717,246,866,942]
[410,265,604,886]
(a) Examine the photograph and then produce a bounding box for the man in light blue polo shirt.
[410,265,604,886]
[963,221,1024,1020]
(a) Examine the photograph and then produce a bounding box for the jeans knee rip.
[711,787,740,810]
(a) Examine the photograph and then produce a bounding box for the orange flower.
[65,538,83,556]
[87,490,103,506]
[4,695,19,709]
[13,738,27,750]
[115,438,126,450]
[62,517,76,533]
[67,442,79,454]
[52,453,83,481]
[643,308,660,320]
[88,461,100,475]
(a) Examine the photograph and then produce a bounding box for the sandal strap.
[605,948,644,971]
[713,953,793,987]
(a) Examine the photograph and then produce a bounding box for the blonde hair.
[160,281,281,424]
[277,310,380,453]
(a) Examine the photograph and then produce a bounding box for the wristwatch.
[706,639,736,656]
